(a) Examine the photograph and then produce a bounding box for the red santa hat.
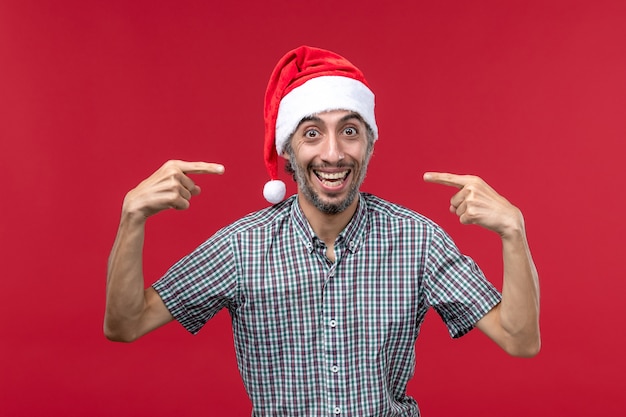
[262,45,378,204]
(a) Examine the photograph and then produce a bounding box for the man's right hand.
[122,160,225,220]
[105,160,224,342]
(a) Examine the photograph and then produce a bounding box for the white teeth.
[315,170,350,188]
[315,170,349,180]
[320,180,339,187]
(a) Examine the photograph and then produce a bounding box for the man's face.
[284,110,373,215]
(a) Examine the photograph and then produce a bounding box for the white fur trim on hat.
[274,76,378,155]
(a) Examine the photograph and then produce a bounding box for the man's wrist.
[499,209,526,241]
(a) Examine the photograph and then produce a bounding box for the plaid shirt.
[153,193,501,416]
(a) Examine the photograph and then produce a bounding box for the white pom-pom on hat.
[262,45,378,205]
[263,180,286,204]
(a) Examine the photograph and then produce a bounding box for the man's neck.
[297,193,359,247]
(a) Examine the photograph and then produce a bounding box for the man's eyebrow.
[338,112,365,124]
[296,112,365,128]
[297,115,322,127]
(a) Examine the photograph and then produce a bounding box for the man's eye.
[343,127,357,136]
[305,130,319,138]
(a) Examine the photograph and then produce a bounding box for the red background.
[1,0,625,415]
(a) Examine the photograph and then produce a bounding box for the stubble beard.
[287,151,370,215]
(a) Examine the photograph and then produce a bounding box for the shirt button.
[334,407,341,415]
[329,319,337,328]
[331,365,339,373]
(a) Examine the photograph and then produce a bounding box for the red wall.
[1,0,625,415]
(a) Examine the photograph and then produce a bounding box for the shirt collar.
[290,193,368,254]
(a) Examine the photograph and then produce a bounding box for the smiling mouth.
[313,169,351,187]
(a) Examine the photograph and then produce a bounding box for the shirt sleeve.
[423,226,502,338]
[152,227,238,335]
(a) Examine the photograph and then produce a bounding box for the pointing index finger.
[423,172,470,188]
[175,160,225,175]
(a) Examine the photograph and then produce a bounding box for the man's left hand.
[423,172,524,238]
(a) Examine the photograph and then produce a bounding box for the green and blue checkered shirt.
[153,193,501,416]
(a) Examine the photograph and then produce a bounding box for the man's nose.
[320,133,344,163]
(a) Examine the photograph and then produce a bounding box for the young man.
[105,46,540,416]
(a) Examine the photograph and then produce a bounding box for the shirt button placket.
[325,260,342,417]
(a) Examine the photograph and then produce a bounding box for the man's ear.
[279,151,289,160]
